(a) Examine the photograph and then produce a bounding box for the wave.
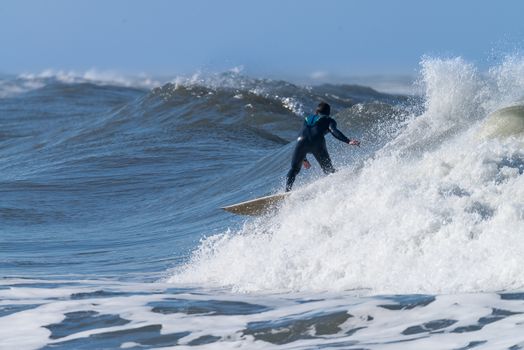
[1,68,405,182]
[168,55,524,295]
[1,67,409,277]
[0,69,162,98]
[20,69,161,89]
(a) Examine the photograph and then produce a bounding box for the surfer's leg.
[312,143,335,174]
[286,142,307,191]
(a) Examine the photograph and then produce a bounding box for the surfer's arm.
[303,158,311,169]
[328,119,360,146]
[328,119,350,143]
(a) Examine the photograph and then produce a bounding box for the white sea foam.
[169,56,524,294]
[0,77,45,98]
[2,279,524,350]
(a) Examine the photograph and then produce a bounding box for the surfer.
[286,102,360,191]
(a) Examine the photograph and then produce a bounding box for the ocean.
[1,56,524,349]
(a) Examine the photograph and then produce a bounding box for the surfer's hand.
[348,139,360,147]
[303,159,311,169]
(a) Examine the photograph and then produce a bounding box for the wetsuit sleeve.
[328,119,350,143]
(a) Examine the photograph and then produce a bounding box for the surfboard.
[221,192,290,216]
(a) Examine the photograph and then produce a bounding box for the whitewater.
[1,56,524,349]
[171,57,524,295]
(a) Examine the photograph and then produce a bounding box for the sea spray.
[169,56,524,294]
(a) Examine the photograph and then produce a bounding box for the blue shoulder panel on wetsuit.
[305,115,321,126]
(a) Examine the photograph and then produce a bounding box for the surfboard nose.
[221,193,290,216]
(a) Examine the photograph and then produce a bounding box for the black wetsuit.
[286,115,350,191]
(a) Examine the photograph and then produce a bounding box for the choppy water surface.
[1,56,524,349]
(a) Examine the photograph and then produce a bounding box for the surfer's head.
[315,102,331,116]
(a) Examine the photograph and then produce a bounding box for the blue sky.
[1,0,523,80]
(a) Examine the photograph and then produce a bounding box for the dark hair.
[315,102,331,116]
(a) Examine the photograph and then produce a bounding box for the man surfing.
[286,102,360,191]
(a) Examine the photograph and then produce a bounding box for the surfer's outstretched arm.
[328,119,359,146]
[328,119,349,142]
